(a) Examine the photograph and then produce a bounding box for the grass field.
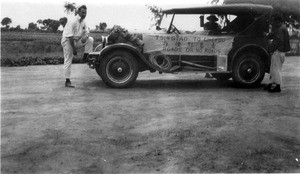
[1,31,105,66]
[1,31,299,67]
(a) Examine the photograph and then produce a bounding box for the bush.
[1,56,85,67]
[1,31,104,67]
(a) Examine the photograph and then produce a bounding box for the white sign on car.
[143,34,234,56]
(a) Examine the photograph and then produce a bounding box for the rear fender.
[231,44,270,72]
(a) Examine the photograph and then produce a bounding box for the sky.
[1,0,215,31]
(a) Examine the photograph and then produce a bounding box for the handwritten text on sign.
[143,34,234,56]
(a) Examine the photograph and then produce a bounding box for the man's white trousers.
[61,37,94,78]
[270,50,285,85]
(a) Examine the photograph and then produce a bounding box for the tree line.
[1,17,107,33]
[2,0,299,33]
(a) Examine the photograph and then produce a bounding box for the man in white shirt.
[61,5,94,87]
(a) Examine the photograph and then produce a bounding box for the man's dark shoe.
[82,57,88,63]
[205,73,213,78]
[82,53,88,63]
[65,81,75,88]
[263,83,272,90]
[268,84,281,93]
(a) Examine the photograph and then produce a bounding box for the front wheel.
[99,51,139,88]
[232,53,265,87]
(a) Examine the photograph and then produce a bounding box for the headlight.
[94,36,108,52]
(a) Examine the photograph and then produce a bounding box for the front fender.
[97,43,158,71]
[99,43,141,59]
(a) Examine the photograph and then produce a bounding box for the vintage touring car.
[87,4,273,88]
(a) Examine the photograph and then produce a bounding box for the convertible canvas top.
[162,4,273,16]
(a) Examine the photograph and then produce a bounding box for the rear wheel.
[99,51,139,88]
[232,52,265,87]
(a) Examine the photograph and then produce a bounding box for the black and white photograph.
[1,0,300,173]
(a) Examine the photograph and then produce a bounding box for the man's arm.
[277,26,285,46]
[81,23,89,43]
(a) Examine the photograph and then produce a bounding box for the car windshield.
[158,14,172,31]
[159,14,201,32]
[158,13,254,34]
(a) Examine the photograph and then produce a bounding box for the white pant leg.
[270,51,285,85]
[61,37,73,79]
[76,36,94,53]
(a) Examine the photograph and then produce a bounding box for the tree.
[36,19,43,29]
[210,0,221,4]
[42,19,61,32]
[37,19,43,24]
[28,22,38,31]
[64,2,77,14]
[49,20,60,32]
[146,5,163,28]
[42,19,52,28]
[1,17,12,28]
[223,0,300,27]
[99,22,107,31]
[11,25,22,31]
[59,17,68,28]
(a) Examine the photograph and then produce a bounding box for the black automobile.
[88,4,273,88]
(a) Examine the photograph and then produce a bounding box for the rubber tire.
[95,62,101,76]
[211,73,232,81]
[99,51,139,88]
[232,53,265,87]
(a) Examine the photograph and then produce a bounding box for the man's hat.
[76,5,86,11]
[74,4,87,15]
[207,15,218,21]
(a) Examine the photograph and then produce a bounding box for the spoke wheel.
[99,51,138,88]
[106,56,133,84]
[232,53,265,87]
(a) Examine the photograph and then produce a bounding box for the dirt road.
[1,56,300,173]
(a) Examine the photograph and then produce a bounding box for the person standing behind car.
[204,15,221,33]
[204,15,221,79]
[264,14,290,92]
[61,5,94,88]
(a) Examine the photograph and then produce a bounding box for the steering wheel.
[168,24,181,34]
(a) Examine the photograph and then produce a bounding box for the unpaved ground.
[1,56,300,173]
